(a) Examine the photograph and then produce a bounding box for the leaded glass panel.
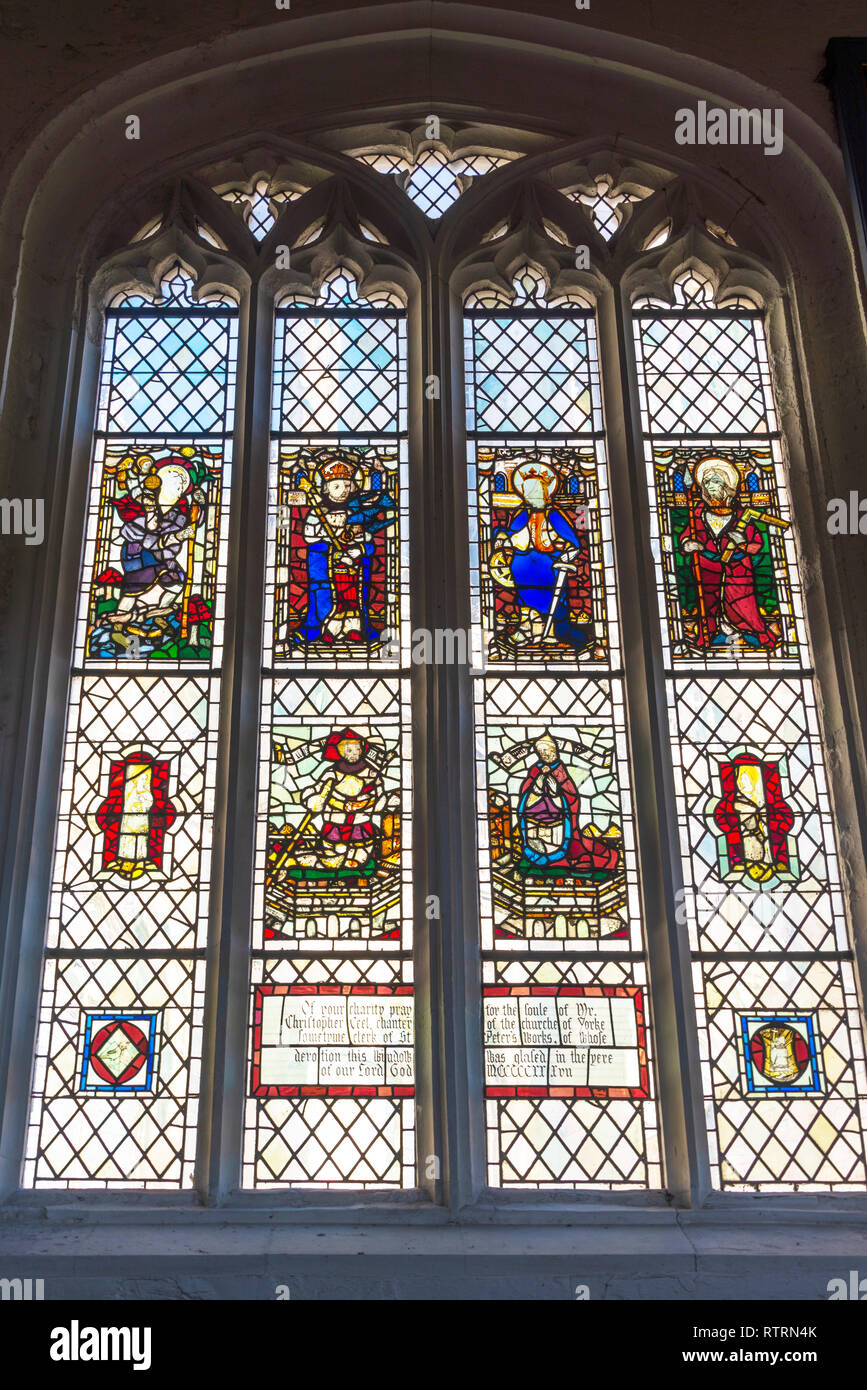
[23,267,236,1187]
[244,270,415,1187]
[467,270,661,1189]
[634,269,867,1189]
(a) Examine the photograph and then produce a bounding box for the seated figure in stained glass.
[265,726,402,940]
[488,458,589,656]
[488,728,626,939]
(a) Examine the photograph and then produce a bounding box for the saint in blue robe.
[302,490,395,642]
[505,507,587,649]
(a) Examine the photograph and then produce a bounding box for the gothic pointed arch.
[1,7,867,1299]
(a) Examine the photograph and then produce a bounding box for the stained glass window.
[466,264,661,1187]
[634,269,867,1189]
[23,265,237,1186]
[15,146,867,1211]
[244,267,414,1187]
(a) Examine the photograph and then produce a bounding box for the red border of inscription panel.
[483,984,650,1100]
[250,984,415,1098]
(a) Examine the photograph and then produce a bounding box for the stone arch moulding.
[0,4,861,336]
[2,1,867,1218]
[1,6,863,469]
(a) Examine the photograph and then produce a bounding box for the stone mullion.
[599,282,710,1204]
[196,280,270,1201]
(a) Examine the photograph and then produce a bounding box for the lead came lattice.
[24,268,236,1188]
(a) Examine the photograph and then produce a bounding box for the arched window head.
[634,268,763,314]
[107,262,238,311]
[465,263,593,311]
[277,265,404,310]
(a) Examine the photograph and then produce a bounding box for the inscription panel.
[251,985,415,1096]
[483,986,649,1097]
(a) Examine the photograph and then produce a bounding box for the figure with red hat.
[297,453,395,647]
[91,448,209,655]
[293,729,390,873]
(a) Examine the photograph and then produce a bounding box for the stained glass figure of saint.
[487,727,626,939]
[264,724,402,940]
[489,458,588,653]
[518,733,621,874]
[707,752,799,885]
[90,750,178,883]
[87,446,219,659]
[475,449,610,662]
[291,728,386,872]
[654,450,795,658]
[274,448,398,659]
